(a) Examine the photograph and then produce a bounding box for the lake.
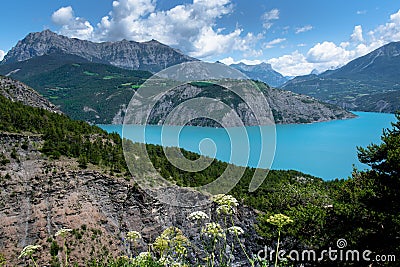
[98,112,396,180]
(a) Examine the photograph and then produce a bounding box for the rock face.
[0,133,261,266]
[230,62,290,87]
[0,76,61,113]
[135,82,355,127]
[265,86,355,124]
[2,30,197,73]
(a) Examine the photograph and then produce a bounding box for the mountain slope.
[1,30,197,72]
[230,62,289,87]
[282,42,400,112]
[0,75,60,113]
[1,59,354,125]
[21,62,152,124]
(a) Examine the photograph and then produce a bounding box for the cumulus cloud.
[219,57,262,66]
[51,0,258,59]
[351,25,364,42]
[0,50,5,61]
[51,6,94,39]
[306,41,352,64]
[265,38,286,49]
[295,25,313,34]
[262,8,279,29]
[267,51,314,76]
[51,6,74,25]
[266,9,400,76]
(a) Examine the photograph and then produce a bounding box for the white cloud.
[266,9,400,76]
[49,0,255,59]
[368,9,400,45]
[262,8,279,29]
[89,0,253,59]
[357,10,367,15]
[51,6,74,25]
[219,57,262,66]
[265,38,286,49]
[295,25,313,34]
[51,6,94,39]
[351,25,364,42]
[267,51,314,76]
[307,41,352,63]
[0,50,5,61]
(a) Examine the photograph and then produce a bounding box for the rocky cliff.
[2,30,197,73]
[137,82,355,127]
[0,76,60,113]
[0,133,261,266]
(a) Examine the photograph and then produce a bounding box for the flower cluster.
[153,227,189,258]
[227,226,244,236]
[55,228,72,238]
[126,230,142,242]
[213,194,238,208]
[216,204,235,215]
[188,211,209,221]
[201,222,225,239]
[266,213,294,228]
[18,245,42,258]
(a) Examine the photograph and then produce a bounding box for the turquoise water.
[98,112,396,180]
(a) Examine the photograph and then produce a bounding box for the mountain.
[1,30,197,73]
[0,75,60,113]
[142,81,355,126]
[282,42,400,112]
[230,62,290,87]
[0,58,354,125]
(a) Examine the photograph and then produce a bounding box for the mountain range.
[0,30,354,125]
[229,62,290,87]
[282,42,400,113]
[2,30,196,73]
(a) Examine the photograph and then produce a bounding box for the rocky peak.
[2,30,197,73]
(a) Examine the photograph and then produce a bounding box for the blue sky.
[1,0,400,76]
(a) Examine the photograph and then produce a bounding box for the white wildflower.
[213,194,238,207]
[188,211,209,221]
[227,226,244,236]
[216,204,235,215]
[201,222,225,239]
[18,245,42,258]
[127,230,142,242]
[55,228,72,237]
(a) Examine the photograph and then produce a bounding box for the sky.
[1,0,400,76]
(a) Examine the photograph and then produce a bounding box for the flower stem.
[274,229,281,267]
[64,239,68,267]
[230,216,254,267]
[30,255,38,267]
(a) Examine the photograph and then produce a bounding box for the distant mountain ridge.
[282,42,400,113]
[230,62,290,87]
[1,30,197,73]
[0,59,354,125]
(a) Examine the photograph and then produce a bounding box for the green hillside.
[6,61,151,123]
